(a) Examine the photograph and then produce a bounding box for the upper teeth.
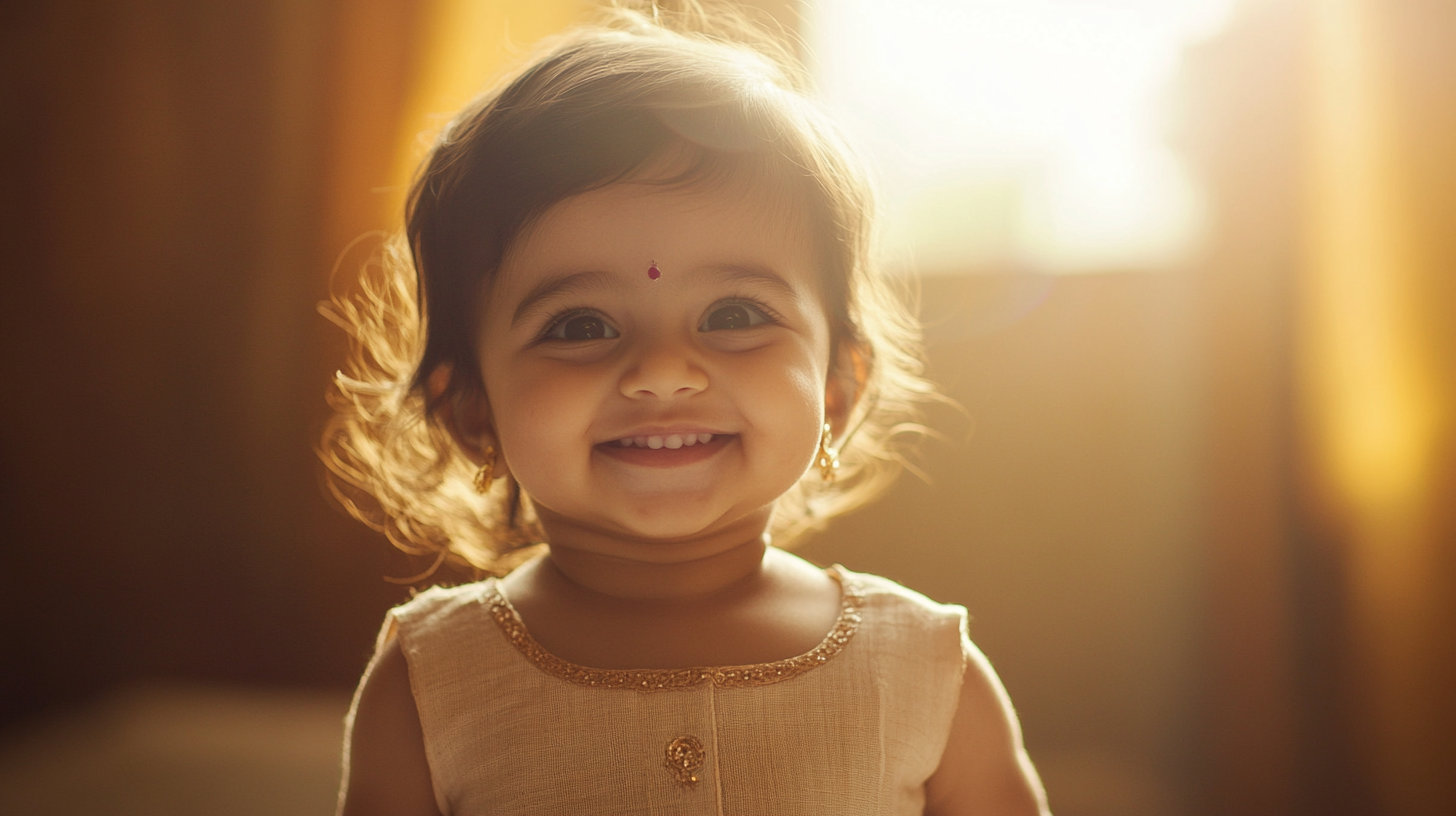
[618,433,714,448]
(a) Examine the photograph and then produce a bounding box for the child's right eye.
[545,312,619,341]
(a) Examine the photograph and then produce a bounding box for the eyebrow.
[705,264,803,303]
[511,269,623,327]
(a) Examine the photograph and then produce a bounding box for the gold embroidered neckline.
[484,565,865,691]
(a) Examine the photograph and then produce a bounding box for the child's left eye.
[700,302,771,332]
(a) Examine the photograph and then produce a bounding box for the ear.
[427,364,510,477]
[825,340,870,438]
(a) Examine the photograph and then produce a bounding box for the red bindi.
[647,261,661,280]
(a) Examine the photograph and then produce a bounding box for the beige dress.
[366,566,969,816]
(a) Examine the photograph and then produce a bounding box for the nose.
[618,334,709,400]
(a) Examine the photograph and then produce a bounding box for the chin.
[616,511,727,543]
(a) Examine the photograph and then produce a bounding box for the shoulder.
[840,568,963,612]
[391,579,496,627]
[387,578,500,658]
[837,568,971,717]
[836,568,1049,815]
[838,567,968,645]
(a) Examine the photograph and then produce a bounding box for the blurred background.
[1,0,1452,814]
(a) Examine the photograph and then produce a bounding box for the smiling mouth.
[611,433,715,449]
[595,433,734,467]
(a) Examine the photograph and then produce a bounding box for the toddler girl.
[328,6,1049,815]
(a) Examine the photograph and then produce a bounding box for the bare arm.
[337,635,444,816]
[923,640,1051,816]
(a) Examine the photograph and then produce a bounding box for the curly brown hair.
[320,4,936,579]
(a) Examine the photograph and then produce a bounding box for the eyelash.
[535,307,606,343]
[533,296,783,342]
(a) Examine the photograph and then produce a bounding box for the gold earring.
[472,445,498,494]
[816,423,840,483]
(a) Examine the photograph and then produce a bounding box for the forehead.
[498,177,820,290]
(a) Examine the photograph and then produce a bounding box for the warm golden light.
[384,0,586,223]
[807,0,1236,273]
[1303,1,1453,812]
[1305,0,1440,524]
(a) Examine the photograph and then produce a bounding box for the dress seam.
[710,686,724,816]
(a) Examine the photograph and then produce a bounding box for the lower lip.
[594,435,734,468]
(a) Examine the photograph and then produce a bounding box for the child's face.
[475,177,835,551]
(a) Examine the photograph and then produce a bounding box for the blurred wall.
[0,0,414,719]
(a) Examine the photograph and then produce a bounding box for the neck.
[535,511,772,603]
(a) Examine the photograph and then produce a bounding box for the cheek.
[486,362,601,456]
[786,365,829,452]
[729,342,829,451]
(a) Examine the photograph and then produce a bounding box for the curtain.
[1301,1,1456,813]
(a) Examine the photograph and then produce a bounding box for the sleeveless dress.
[366,566,970,816]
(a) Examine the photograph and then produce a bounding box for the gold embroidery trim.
[484,566,865,692]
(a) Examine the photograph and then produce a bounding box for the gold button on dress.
[664,735,706,785]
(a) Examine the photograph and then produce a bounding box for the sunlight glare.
[807,0,1237,273]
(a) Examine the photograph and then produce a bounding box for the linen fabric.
[364,567,969,816]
